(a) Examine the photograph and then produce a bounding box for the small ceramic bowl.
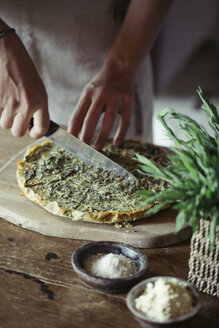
[71,241,149,294]
[126,276,202,327]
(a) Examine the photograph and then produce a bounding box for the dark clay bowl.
[71,241,149,294]
[126,276,202,327]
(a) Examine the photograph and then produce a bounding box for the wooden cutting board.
[0,138,192,248]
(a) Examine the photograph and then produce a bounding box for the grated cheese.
[84,253,137,278]
[135,278,194,322]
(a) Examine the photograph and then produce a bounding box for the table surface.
[0,129,218,328]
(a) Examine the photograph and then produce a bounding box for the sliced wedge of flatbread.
[17,139,168,224]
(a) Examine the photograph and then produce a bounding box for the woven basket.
[188,218,219,297]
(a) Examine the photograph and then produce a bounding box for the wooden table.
[0,129,218,328]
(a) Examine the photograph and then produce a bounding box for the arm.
[0,19,49,138]
[68,0,173,150]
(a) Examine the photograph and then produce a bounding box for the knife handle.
[29,118,59,136]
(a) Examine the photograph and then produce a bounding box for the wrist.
[104,52,138,84]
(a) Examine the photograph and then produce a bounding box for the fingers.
[0,98,18,129]
[93,95,120,150]
[68,87,92,137]
[79,91,106,145]
[94,94,132,150]
[0,101,50,138]
[11,111,30,137]
[0,108,15,130]
[0,32,49,139]
[0,80,49,138]
[113,95,133,146]
[29,106,50,139]
[68,85,106,145]
[68,85,133,150]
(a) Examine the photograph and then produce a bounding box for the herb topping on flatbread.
[17,139,168,223]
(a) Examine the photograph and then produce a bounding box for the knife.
[30,119,138,183]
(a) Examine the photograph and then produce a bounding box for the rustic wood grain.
[0,129,32,168]
[0,129,218,328]
[0,218,218,328]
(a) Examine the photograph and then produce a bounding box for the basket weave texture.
[188,219,219,297]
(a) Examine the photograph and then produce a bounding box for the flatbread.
[17,139,168,224]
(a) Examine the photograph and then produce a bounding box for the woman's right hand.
[0,26,50,138]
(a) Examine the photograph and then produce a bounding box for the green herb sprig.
[135,87,219,249]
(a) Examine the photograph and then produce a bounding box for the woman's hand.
[68,0,172,150]
[68,60,134,150]
[0,27,50,138]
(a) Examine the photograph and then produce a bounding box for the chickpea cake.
[17,139,168,224]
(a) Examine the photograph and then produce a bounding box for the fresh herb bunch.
[135,87,219,249]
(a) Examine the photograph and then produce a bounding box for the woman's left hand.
[68,0,173,151]
[67,60,134,151]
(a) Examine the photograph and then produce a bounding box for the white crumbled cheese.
[135,278,194,322]
[84,253,137,278]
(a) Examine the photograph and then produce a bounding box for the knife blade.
[30,119,138,183]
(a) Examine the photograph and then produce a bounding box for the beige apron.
[1,0,153,142]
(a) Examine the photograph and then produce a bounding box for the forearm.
[105,0,173,79]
